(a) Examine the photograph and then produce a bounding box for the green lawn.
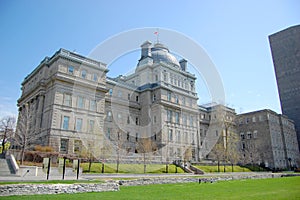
[81,163,184,173]
[194,165,252,173]
[1,177,300,199]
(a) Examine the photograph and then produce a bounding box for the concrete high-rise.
[269,25,300,151]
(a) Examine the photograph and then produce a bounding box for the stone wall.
[0,183,119,196]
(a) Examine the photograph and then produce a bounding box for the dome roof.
[151,43,180,67]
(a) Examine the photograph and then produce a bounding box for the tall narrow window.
[182,97,185,105]
[107,128,111,139]
[190,116,194,126]
[60,139,68,154]
[74,140,82,154]
[93,74,98,81]
[109,88,113,96]
[167,92,172,101]
[152,94,156,102]
[135,117,139,125]
[107,111,112,121]
[68,66,74,75]
[81,70,87,79]
[77,96,84,108]
[167,110,172,122]
[175,112,180,124]
[183,114,187,125]
[90,100,96,111]
[136,95,139,102]
[88,120,94,133]
[76,118,83,131]
[128,93,131,100]
[175,95,179,104]
[62,116,70,130]
[63,94,72,106]
[168,129,173,141]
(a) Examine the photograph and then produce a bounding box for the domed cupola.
[151,43,180,68]
[138,41,180,68]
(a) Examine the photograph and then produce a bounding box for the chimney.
[179,59,187,71]
[140,41,152,60]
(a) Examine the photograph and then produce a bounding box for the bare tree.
[226,131,240,172]
[137,138,156,173]
[14,103,38,164]
[209,141,225,172]
[0,116,16,157]
[99,139,113,173]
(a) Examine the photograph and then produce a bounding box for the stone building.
[237,109,300,169]
[269,25,300,151]
[16,41,300,168]
[16,49,108,157]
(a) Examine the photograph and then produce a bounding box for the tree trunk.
[88,159,92,172]
[231,163,234,172]
[143,153,146,173]
[165,164,168,173]
[217,161,220,172]
[21,147,25,165]
[102,163,105,173]
[224,162,226,172]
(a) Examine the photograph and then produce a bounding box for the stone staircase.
[0,155,19,176]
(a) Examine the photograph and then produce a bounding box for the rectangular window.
[168,129,173,141]
[175,112,180,124]
[107,111,112,121]
[74,140,82,154]
[107,128,111,139]
[68,66,74,75]
[182,97,185,105]
[60,138,68,154]
[81,70,87,79]
[90,100,96,111]
[136,95,139,102]
[109,88,113,96]
[154,116,157,123]
[183,114,187,125]
[128,93,131,100]
[76,118,83,131]
[177,131,181,143]
[135,117,139,125]
[152,94,156,102]
[89,120,94,133]
[93,74,98,81]
[62,116,70,130]
[163,73,167,81]
[167,92,172,101]
[175,95,179,104]
[77,96,84,108]
[167,110,172,122]
[63,94,72,106]
[190,116,194,126]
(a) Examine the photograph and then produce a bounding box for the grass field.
[81,163,185,173]
[1,177,299,200]
[194,165,252,173]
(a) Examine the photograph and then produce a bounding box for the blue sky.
[0,0,299,118]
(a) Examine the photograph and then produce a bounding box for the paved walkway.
[0,165,282,182]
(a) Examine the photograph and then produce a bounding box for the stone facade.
[237,109,300,169]
[16,41,300,169]
[269,25,300,151]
